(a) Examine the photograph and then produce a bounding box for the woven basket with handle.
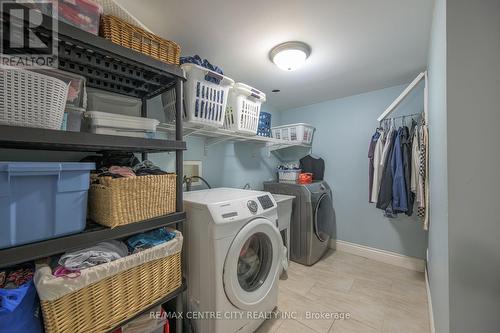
[100,15,180,65]
[39,233,182,333]
[89,173,176,228]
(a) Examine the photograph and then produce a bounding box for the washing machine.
[184,188,283,333]
[263,181,334,266]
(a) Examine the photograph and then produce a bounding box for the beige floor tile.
[329,318,380,333]
[382,306,430,333]
[254,314,283,333]
[277,250,430,333]
[275,319,323,333]
[277,287,335,333]
[307,284,385,331]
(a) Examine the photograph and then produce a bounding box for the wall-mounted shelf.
[157,123,310,157]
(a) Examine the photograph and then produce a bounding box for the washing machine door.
[314,193,334,242]
[223,217,282,311]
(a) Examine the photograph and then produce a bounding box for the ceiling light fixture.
[269,41,311,71]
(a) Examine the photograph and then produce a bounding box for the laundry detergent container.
[0,162,95,249]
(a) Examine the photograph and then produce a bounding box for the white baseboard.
[425,267,436,333]
[329,239,425,272]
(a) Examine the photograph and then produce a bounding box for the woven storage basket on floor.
[89,174,176,227]
[100,15,180,65]
[36,231,182,333]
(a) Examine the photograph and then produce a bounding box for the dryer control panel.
[258,195,274,210]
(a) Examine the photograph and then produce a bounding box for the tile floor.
[256,250,430,333]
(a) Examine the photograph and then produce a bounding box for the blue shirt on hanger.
[391,127,408,212]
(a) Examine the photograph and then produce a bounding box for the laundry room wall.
[146,97,282,190]
[279,84,428,259]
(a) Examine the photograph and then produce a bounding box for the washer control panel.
[258,195,274,210]
[247,200,258,214]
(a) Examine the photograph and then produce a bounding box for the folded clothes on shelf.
[58,240,129,270]
[0,265,35,289]
[125,228,176,254]
[132,160,169,176]
[180,54,224,84]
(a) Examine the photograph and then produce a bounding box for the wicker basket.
[100,15,180,65]
[36,231,183,333]
[89,174,176,228]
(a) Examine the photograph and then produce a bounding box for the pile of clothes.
[81,153,170,180]
[0,265,34,289]
[51,228,176,277]
[368,116,429,229]
[180,55,224,84]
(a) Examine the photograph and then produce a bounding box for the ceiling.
[118,0,434,111]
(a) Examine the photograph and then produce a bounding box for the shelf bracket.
[204,137,231,155]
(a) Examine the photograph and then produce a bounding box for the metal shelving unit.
[0,212,186,268]
[0,125,186,152]
[1,13,186,333]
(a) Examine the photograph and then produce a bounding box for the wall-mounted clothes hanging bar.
[377,71,427,122]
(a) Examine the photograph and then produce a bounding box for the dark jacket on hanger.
[299,155,325,180]
[391,127,408,213]
[401,125,414,216]
[376,129,397,210]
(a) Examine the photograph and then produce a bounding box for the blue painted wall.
[427,0,450,331]
[145,96,282,190]
[280,84,428,259]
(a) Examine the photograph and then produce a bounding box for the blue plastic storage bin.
[257,112,272,137]
[0,162,95,249]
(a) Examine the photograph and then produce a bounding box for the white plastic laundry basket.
[0,68,69,129]
[223,83,266,135]
[162,63,234,127]
[272,123,315,145]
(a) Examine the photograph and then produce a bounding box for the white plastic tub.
[277,169,301,183]
[84,111,159,138]
[272,123,315,145]
[86,88,142,116]
[223,83,266,135]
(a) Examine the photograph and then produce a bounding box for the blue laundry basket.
[257,112,272,137]
[0,162,95,249]
[0,281,43,333]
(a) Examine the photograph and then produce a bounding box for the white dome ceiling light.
[269,41,311,71]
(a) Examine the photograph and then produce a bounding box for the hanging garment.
[376,129,397,210]
[411,125,420,204]
[299,155,325,181]
[371,130,385,203]
[417,124,427,221]
[400,126,414,216]
[368,130,381,202]
[391,127,408,213]
[423,123,430,230]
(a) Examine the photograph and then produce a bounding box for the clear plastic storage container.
[84,111,159,138]
[0,162,95,249]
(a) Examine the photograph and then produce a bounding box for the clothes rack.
[377,71,428,122]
